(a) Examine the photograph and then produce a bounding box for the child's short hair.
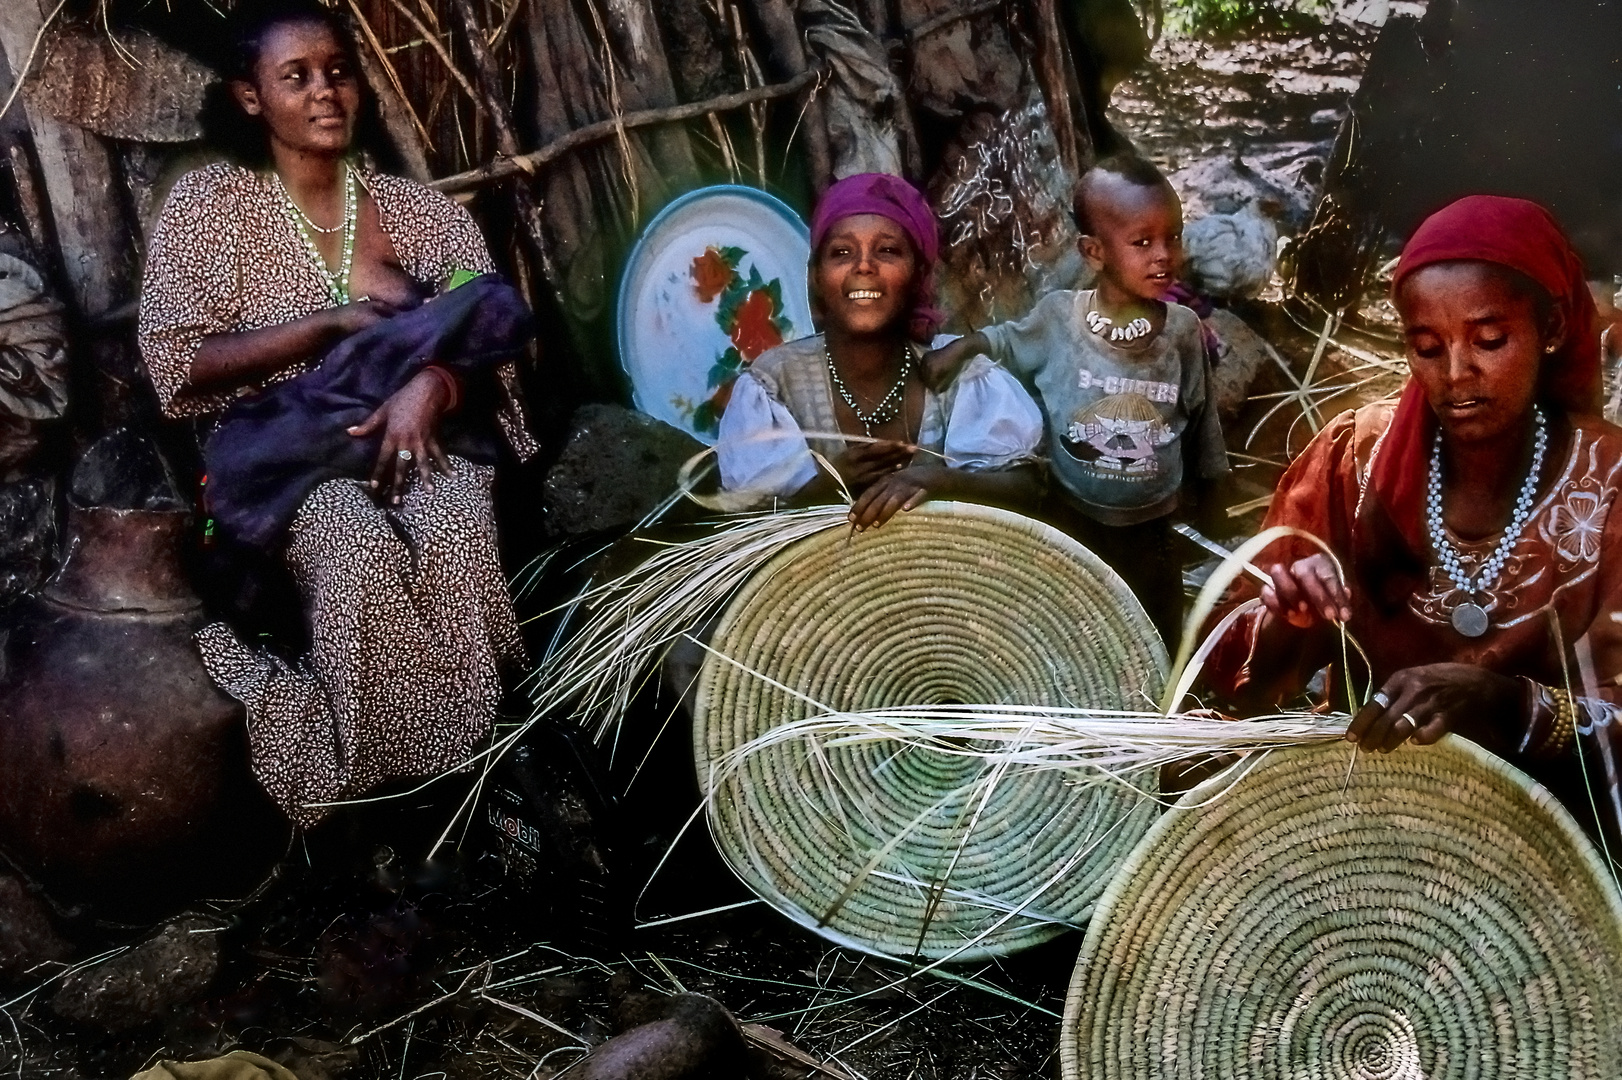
[1073,153,1174,235]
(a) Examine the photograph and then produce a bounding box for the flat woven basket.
[1062,736,1622,1079]
[692,501,1168,961]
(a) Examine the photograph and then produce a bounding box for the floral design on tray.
[678,245,795,437]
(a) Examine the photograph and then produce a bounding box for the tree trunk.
[524,0,701,394]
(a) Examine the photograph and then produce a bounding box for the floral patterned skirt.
[198,458,526,828]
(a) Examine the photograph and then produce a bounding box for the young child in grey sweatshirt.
[924,153,1228,645]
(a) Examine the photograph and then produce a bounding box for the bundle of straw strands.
[527,504,855,747]
[699,699,1351,966]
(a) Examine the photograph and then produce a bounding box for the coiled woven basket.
[692,501,1168,961]
[1062,736,1622,1079]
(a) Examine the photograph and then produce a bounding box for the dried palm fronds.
[526,503,853,745]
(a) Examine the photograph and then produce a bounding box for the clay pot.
[0,506,286,920]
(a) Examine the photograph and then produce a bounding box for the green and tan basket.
[692,501,1168,961]
[1062,736,1622,1078]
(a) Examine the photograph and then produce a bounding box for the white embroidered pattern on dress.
[1409,433,1619,631]
[1540,440,1618,569]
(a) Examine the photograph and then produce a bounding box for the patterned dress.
[139,162,532,828]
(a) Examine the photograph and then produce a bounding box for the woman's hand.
[1345,663,1523,753]
[849,465,936,530]
[347,369,452,503]
[187,299,404,398]
[834,439,916,489]
[327,297,403,338]
[1261,553,1352,628]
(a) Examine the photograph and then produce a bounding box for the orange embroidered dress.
[1207,401,1622,841]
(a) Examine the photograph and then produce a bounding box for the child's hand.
[922,332,987,391]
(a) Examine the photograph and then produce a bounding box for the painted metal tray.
[617,185,814,444]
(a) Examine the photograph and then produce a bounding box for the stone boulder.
[50,917,220,1033]
[543,404,705,537]
[0,871,70,984]
[1206,308,1277,424]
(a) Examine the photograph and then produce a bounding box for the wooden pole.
[1029,0,1082,179]
[0,2,134,318]
[446,0,555,280]
[746,0,833,192]
[346,0,434,181]
[0,0,143,432]
[430,69,818,194]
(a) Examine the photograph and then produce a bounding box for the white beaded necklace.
[1085,305,1152,344]
[825,344,913,437]
[1425,406,1546,637]
[277,164,358,306]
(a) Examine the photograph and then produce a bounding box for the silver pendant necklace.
[1425,406,1546,638]
[826,344,914,438]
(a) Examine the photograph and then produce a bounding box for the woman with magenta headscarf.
[1205,195,1622,843]
[716,173,1043,529]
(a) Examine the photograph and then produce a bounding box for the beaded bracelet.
[1520,678,1577,759]
[1540,687,1577,757]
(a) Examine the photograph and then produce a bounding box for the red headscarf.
[809,172,944,343]
[1371,195,1601,553]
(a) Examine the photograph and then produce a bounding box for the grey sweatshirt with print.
[979,289,1228,525]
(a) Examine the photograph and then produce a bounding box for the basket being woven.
[692,501,1168,961]
[1062,736,1622,1079]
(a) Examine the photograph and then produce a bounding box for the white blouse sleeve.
[716,371,820,496]
[942,355,1044,469]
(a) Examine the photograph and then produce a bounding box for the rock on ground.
[1206,308,1277,423]
[0,476,57,607]
[543,404,704,537]
[0,872,70,983]
[49,917,221,1033]
[1170,154,1318,232]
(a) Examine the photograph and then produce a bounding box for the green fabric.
[132,1051,300,1080]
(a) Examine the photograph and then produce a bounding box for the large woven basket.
[1062,736,1622,1079]
[692,501,1168,961]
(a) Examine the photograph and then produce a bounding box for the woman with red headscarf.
[716,173,1042,528]
[1206,195,1622,840]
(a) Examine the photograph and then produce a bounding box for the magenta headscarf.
[809,172,944,343]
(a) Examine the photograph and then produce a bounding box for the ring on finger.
[1399,712,1418,731]
[1370,690,1392,711]
[397,449,414,462]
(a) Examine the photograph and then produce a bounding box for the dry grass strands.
[1062,737,1622,1079]
[528,503,854,744]
[693,502,1169,962]
[698,693,1351,968]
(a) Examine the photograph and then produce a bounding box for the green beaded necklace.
[277,164,357,306]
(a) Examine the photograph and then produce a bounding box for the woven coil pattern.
[1062,737,1622,1079]
[693,502,1168,961]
